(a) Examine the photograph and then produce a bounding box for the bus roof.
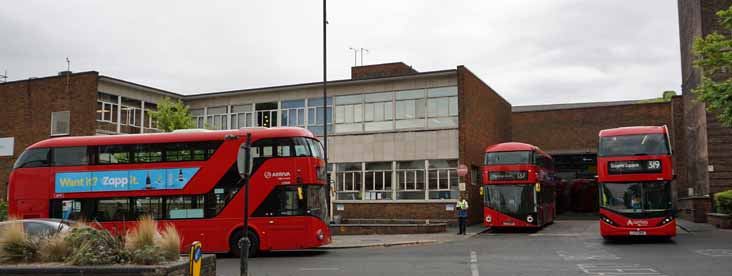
[598,126,667,137]
[28,127,316,149]
[484,142,550,158]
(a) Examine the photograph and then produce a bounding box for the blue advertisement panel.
[55,167,200,193]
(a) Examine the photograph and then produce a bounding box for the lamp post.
[237,133,252,276]
[322,0,331,223]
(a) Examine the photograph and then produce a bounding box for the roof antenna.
[348,47,358,66]
[359,48,369,66]
[0,70,7,83]
[65,57,71,94]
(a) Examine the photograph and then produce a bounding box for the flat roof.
[512,100,642,112]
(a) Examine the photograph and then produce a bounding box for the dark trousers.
[458,217,467,234]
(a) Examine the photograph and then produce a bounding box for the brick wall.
[333,203,458,222]
[671,96,688,204]
[0,72,99,199]
[351,62,418,80]
[457,66,512,224]
[512,102,672,153]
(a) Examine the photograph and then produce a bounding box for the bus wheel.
[230,229,259,258]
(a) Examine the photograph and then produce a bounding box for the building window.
[427,87,458,128]
[51,111,70,136]
[427,159,459,199]
[364,162,392,200]
[364,92,394,131]
[121,97,142,127]
[396,160,426,200]
[190,108,205,128]
[96,92,118,123]
[335,94,364,133]
[281,100,306,127]
[395,89,426,129]
[335,163,362,200]
[230,104,254,129]
[255,102,278,128]
[306,97,333,136]
[145,103,158,130]
[206,106,228,130]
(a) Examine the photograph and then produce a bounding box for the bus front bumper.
[600,220,676,237]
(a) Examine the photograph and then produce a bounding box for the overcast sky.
[0,1,680,106]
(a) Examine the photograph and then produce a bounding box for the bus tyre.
[230,229,259,258]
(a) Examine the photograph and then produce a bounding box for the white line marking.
[299,267,340,271]
[695,249,732,257]
[470,250,479,276]
[578,264,667,275]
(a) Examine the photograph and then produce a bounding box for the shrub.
[0,221,39,264]
[0,201,7,221]
[126,216,166,265]
[65,226,127,265]
[714,190,732,214]
[39,231,71,262]
[157,225,181,261]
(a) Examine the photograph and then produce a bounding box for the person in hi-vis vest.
[456,196,469,235]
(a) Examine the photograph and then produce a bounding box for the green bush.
[0,201,8,221]
[714,190,732,214]
[65,226,128,265]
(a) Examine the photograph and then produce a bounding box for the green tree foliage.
[692,6,732,126]
[148,97,195,132]
[637,90,677,103]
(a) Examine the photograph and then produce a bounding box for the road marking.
[299,267,340,271]
[578,264,666,275]
[470,250,479,276]
[694,249,732,257]
[529,233,582,237]
[557,250,620,261]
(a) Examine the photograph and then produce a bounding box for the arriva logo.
[264,171,291,179]
[102,176,128,188]
[626,219,649,226]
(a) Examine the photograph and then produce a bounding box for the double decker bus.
[483,142,556,228]
[8,127,331,256]
[598,126,675,239]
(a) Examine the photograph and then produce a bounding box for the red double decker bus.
[8,127,331,256]
[598,126,675,239]
[482,142,556,228]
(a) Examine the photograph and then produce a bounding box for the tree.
[148,97,195,132]
[692,6,732,126]
[637,90,677,103]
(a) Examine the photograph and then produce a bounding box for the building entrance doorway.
[552,153,599,219]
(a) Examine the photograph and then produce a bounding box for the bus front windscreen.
[598,134,670,157]
[484,184,535,217]
[600,181,671,213]
[485,151,532,165]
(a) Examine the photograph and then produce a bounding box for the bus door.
[255,185,308,249]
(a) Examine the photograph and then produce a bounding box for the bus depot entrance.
[551,153,599,219]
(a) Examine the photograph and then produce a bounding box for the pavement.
[676,218,719,233]
[216,219,732,276]
[321,224,486,249]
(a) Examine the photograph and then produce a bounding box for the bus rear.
[597,126,675,239]
[482,142,556,229]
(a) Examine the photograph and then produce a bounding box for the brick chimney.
[351,62,418,80]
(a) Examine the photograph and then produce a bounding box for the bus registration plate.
[629,231,647,236]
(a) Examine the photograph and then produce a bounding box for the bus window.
[166,196,205,219]
[98,145,130,164]
[96,198,130,221]
[133,145,163,163]
[53,147,90,167]
[13,148,50,169]
[133,197,163,219]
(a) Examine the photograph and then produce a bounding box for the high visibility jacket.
[457,200,469,210]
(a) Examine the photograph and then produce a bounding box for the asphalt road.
[216,221,732,276]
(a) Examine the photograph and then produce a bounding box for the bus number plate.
[629,231,646,236]
[503,221,515,226]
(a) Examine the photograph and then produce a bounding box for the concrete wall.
[457,66,513,224]
[327,129,458,163]
[0,72,99,198]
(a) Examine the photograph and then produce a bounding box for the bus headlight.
[316,229,324,241]
[526,215,534,223]
[600,215,616,226]
[485,216,492,223]
[657,216,674,226]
